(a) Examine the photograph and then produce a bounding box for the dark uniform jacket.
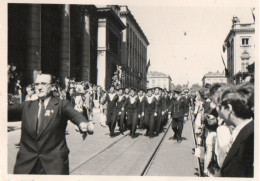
[161,96,167,112]
[154,95,162,114]
[126,96,139,112]
[102,93,118,111]
[116,95,127,113]
[143,96,157,113]
[220,121,254,177]
[138,96,145,115]
[8,97,87,174]
[169,97,186,118]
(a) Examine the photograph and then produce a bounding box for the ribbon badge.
[45,110,54,117]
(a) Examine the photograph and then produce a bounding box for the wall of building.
[147,77,171,90]
[234,31,255,74]
[8,4,147,91]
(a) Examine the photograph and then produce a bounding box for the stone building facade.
[119,6,149,89]
[202,71,227,87]
[8,4,148,90]
[224,16,255,84]
[147,71,172,91]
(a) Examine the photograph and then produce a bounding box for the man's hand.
[141,112,144,117]
[79,122,94,134]
[79,122,88,132]
[121,107,124,111]
[119,111,121,115]
[138,114,141,118]
[154,112,157,116]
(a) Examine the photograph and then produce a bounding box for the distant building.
[120,6,149,89]
[224,16,255,84]
[147,71,172,90]
[202,71,227,87]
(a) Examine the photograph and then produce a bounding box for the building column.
[97,19,107,89]
[58,5,70,85]
[25,4,41,84]
[79,10,91,81]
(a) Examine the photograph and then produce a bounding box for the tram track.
[141,120,172,176]
[70,120,172,175]
[70,132,129,173]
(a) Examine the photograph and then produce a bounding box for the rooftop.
[148,71,171,79]
[202,70,226,80]
[224,16,255,44]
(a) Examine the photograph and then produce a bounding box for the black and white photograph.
[1,0,258,180]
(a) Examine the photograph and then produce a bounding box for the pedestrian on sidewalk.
[8,74,92,175]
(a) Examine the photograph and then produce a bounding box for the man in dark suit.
[8,74,91,175]
[220,121,253,177]
[218,84,254,177]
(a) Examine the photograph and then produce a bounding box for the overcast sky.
[128,5,255,86]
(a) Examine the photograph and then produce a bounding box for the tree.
[190,83,202,94]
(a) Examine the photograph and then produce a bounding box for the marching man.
[125,88,139,138]
[143,88,158,138]
[101,86,118,137]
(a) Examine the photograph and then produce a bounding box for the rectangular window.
[242,38,249,45]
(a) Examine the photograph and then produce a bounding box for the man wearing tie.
[8,74,91,175]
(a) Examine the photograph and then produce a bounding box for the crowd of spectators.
[191,82,254,177]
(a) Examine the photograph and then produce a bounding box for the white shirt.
[215,125,232,167]
[39,96,51,109]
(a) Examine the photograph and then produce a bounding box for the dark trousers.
[139,116,145,129]
[172,117,184,140]
[117,110,126,133]
[155,113,162,133]
[127,110,138,135]
[107,109,117,134]
[144,111,155,137]
[30,159,46,174]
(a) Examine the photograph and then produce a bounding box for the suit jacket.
[169,97,185,118]
[8,97,87,174]
[220,121,254,177]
